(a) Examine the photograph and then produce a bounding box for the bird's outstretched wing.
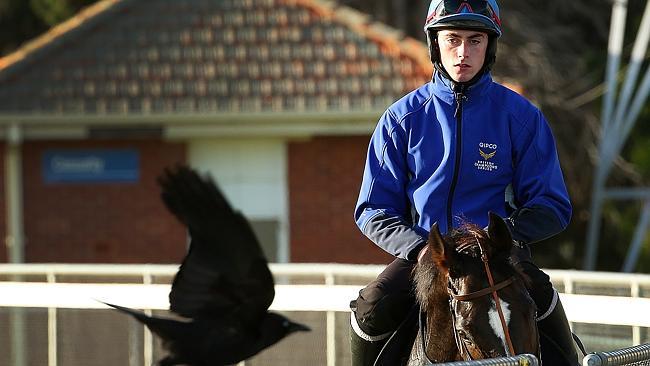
[157,166,275,323]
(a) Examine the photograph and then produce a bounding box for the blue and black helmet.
[424,0,502,37]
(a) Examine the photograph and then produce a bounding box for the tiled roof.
[0,0,432,116]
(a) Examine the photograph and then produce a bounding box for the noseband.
[447,236,516,360]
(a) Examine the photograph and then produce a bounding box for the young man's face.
[437,29,488,83]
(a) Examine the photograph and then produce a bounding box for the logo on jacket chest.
[475,142,498,172]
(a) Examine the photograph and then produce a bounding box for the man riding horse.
[350,0,579,365]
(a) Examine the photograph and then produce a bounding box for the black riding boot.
[350,321,387,366]
[537,297,580,366]
[349,259,416,366]
[510,248,580,366]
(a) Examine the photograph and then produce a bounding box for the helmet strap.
[430,33,454,83]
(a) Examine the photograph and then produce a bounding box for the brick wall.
[22,139,187,263]
[289,135,393,264]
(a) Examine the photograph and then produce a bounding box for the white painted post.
[47,272,57,366]
[326,272,337,366]
[143,272,154,366]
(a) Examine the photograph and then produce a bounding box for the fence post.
[143,272,153,366]
[326,272,337,366]
[631,281,641,346]
[47,272,57,366]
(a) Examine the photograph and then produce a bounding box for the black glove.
[505,206,565,244]
[510,241,532,267]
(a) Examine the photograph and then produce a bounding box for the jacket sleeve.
[354,110,427,260]
[509,109,572,244]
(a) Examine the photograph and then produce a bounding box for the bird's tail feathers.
[103,301,194,341]
[102,301,152,322]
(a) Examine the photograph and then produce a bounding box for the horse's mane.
[413,223,530,307]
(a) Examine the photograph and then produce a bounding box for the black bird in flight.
[105,165,310,366]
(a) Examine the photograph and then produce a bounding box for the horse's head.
[416,213,540,361]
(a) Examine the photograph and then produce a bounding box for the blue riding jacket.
[354,72,572,261]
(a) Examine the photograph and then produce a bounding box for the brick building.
[0,0,431,264]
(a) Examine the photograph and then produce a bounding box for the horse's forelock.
[448,223,486,258]
[444,223,521,281]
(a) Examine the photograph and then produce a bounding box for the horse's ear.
[487,212,513,254]
[428,222,450,269]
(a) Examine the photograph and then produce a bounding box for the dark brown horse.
[408,213,540,364]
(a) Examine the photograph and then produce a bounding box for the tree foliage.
[0,0,48,56]
[29,0,77,26]
[0,0,95,56]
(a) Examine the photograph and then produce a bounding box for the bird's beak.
[290,322,311,332]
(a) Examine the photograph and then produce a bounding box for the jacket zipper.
[446,87,466,230]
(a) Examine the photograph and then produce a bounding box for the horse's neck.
[422,276,459,362]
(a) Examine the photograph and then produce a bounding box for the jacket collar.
[429,71,493,104]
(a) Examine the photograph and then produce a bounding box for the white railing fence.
[1,264,650,366]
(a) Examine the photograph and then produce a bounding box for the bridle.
[447,236,516,360]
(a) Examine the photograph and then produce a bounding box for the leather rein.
[447,237,517,359]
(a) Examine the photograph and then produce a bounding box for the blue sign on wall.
[43,149,140,183]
